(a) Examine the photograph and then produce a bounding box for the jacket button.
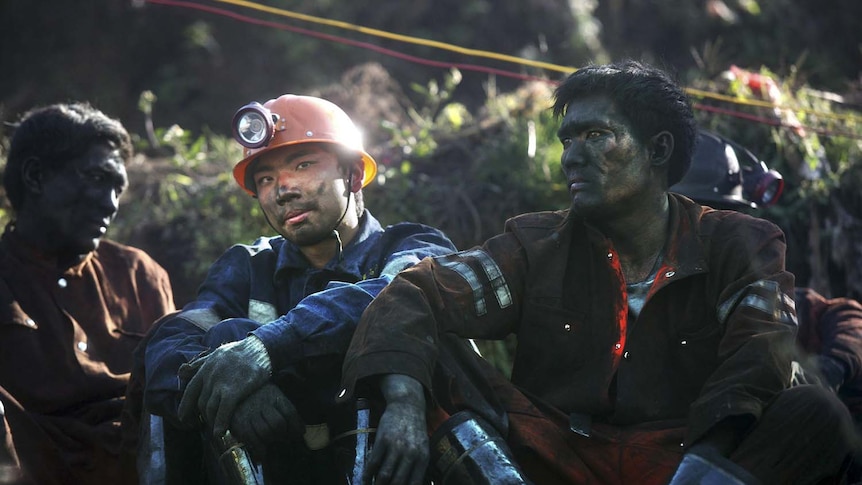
[664,271,675,278]
[338,389,347,398]
[564,324,571,331]
[58,278,68,288]
[614,343,622,350]
[607,252,613,260]
[680,340,688,346]
[77,341,88,352]
[624,351,630,360]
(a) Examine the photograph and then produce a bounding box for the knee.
[776,385,849,421]
[773,385,858,446]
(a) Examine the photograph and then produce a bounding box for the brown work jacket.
[796,287,862,418]
[342,193,797,445]
[0,228,174,484]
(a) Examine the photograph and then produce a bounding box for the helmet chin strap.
[311,167,355,260]
[262,168,354,260]
[328,191,351,262]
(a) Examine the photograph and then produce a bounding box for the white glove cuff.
[246,335,273,376]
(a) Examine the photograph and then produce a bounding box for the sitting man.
[671,129,862,478]
[0,102,175,484]
[339,61,857,484]
[795,288,862,425]
[143,94,456,483]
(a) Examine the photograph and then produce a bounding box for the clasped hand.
[366,374,430,485]
[178,336,272,437]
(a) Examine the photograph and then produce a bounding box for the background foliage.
[0,1,860,314]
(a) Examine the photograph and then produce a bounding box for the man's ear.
[21,157,45,195]
[649,131,674,167]
[349,160,365,193]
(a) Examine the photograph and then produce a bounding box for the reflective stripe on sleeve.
[716,279,797,326]
[180,299,278,332]
[438,258,488,316]
[381,254,419,279]
[437,249,512,316]
[181,308,222,332]
[460,249,514,310]
[248,299,278,323]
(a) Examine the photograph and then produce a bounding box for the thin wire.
[145,0,558,84]
[686,88,858,124]
[144,0,862,139]
[212,0,575,74]
[210,0,861,125]
[694,103,860,139]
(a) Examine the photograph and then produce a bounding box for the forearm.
[368,374,431,484]
[143,317,208,424]
[252,279,387,374]
[818,299,862,386]
[380,374,426,410]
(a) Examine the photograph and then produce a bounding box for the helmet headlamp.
[232,102,276,149]
[230,94,378,196]
[743,163,785,207]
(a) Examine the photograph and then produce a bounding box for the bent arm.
[816,297,862,388]
[250,225,457,376]
[143,246,254,425]
[687,217,797,446]
[366,374,430,485]
[341,232,528,403]
[143,314,208,426]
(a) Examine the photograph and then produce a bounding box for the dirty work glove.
[178,335,272,437]
[230,383,305,458]
[366,374,429,485]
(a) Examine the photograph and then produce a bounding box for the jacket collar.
[663,193,710,276]
[0,223,95,277]
[642,194,710,296]
[555,194,710,292]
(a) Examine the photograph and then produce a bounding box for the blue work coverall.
[142,211,455,481]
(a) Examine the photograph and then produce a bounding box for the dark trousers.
[431,338,858,485]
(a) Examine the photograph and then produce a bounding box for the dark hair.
[552,60,697,187]
[4,102,132,211]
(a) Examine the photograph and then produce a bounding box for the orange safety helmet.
[231,94,377,196]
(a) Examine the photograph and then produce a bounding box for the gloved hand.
[366,374,429,485]
[229,383,305,458]
[178,335,272,437]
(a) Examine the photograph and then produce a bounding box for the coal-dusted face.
[30,142,128,259]
[557,95,654,220]
[251,144,357,248]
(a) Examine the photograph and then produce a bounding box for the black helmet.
[670,130,784,210]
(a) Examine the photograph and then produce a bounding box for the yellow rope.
[213,0,574,74]
[212,0,861,127]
